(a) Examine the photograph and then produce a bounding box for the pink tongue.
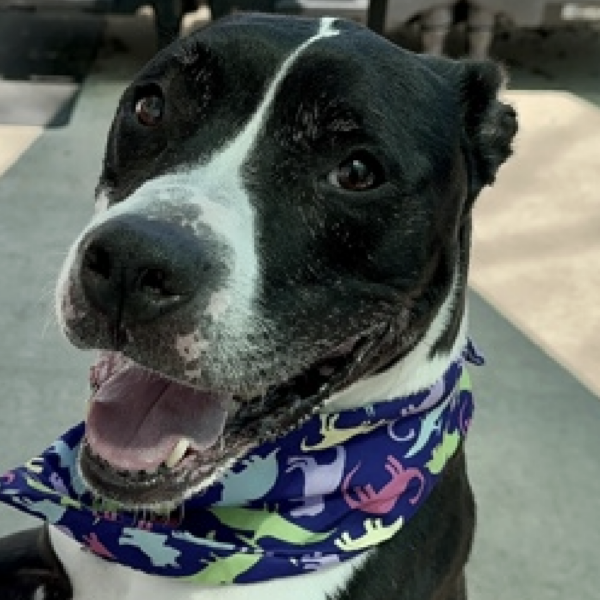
[86,362,230,471]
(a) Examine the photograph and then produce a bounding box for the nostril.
[84,242,112,281]
[137,267,179,298]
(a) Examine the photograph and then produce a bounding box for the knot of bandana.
[0,341,483,585]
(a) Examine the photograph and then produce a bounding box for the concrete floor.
[0,10,599,598]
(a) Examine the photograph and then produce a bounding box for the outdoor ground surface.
[0,9,598,598]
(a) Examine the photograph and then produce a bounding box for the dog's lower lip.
[80,441,196,506]
[81,324,395,507]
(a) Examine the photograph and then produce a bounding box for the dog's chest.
[51,525,367,600]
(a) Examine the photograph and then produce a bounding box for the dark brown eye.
[135,93,164,127]
[329,153,383,191]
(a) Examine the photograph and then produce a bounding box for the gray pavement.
[0,11,599,598]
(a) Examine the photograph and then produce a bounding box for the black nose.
[79,215,206,327]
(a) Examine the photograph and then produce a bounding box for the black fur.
[336,448,474,600]
[0,526,72,600]
[0,15,517,599]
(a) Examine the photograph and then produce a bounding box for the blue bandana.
[0,341,483,585]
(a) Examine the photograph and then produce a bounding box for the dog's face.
[55,15,516,509]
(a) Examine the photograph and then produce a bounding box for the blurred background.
[0,1,599,598]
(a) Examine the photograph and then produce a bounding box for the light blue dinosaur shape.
[119,528,181,568]
[7,496,67,524]
[405,387,457,458]
[215,449,280,506]
[171,529,236,552]
[48,439,87,496]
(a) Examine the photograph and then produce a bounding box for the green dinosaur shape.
[422,367,470,476]
[426,430,460,475]
[25,476,81,509]
[459,368,471,393]
[334,517,404,552]
[209,506,333,548]
[301,413,385,451]
[25,457,45,474]
[181,506,337,584]
[180,552,262,585]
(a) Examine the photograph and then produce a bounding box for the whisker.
[176,502,185,526]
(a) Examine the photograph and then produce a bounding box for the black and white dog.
[0,14,517,600]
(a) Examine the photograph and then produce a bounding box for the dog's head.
[56,15,516,509]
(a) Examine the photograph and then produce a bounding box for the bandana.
[0,341,483,585]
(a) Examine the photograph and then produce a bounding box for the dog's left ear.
[458,60,518,205]
[424,55,518,206]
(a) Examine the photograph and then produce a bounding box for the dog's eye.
[134,88,164,127]
[329,153,383,191]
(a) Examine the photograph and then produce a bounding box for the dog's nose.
[79,215,204,326]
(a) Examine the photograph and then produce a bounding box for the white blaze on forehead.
[167,16,341,335]
[206,16,341,177]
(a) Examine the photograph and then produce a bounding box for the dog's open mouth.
[80,325,390,509]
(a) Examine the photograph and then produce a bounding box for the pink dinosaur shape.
[83,532,116,559]
[1,472,15,485]
[342,456,426,514]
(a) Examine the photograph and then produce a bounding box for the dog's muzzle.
[65,216,409,508]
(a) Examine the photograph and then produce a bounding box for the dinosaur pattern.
[301,413,386,451]
[342,456,426,513]
[334,517,405,552]
[286,446,346,517]
[209,506,334,548]
[426,430,461,475]
[120,529,182,568]
[182,551,262,585]
[48,438,87,496]
[83,532,116,559]
[215,450,280,506]
[0,341,483,585]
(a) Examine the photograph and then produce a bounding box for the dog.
[0,13,517,600]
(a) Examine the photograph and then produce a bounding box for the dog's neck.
[325,271,467,412]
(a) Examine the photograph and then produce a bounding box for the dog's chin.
[79,324,392,511]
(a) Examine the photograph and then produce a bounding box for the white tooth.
[165,439,190,468]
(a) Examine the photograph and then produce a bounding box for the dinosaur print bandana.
[0,341,483,585]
